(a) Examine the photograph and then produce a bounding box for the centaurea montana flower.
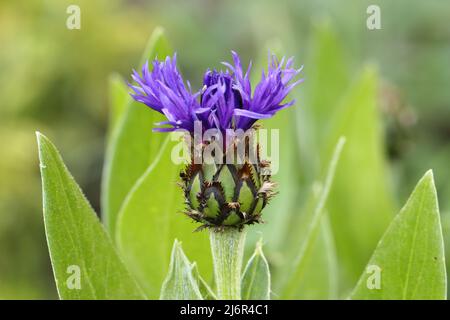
[129,52,303,229]
[130,51,303,133]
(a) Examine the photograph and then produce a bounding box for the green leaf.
[116,137,211,299]
[303,22,350,138]
[279,165,339,299]
[36,132,145,300]
[324,67,396,289]
[295,24,396,292]
[295,22,350,182]
[241,239,271,300]
[107,73,129,133]
[280,213,338,299]
[442,212,450,298]
[192,264,217,300]
[282,137,345,299]
[302,216,338,299]
[160,240,203,300]
[101,27,171,235]
[350,171,447,300]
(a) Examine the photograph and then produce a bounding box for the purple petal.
[234,109,273,119]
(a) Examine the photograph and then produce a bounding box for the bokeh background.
[1,0,449,299]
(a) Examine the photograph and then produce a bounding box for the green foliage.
[107,73,129,133]
[3,0,450,300]
[302,22,350,145]
[241,240,271,300]
[116,137,211,298]
[37,133,145,299]
[282,137,345,299]
[101,28,171,235]
[325,66,395,287]
[281,213,338,299]
[192,263,217,300]
[33,22,449,301]
[160,240,203,300]
[245,46,336,303]
[36,27,212,300]
[294,24,396,293]
[350,171,447,300]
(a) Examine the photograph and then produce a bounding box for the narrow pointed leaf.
[101,27,171,235]
[192,264,217,300]
[116,137,211,299]
[37,133,145,300]
[350,171,447,300]
[160,240,203,300]
[303,22,350,140]
[281,213,338,299]
[280,171,339,299]
[442,212,450,298]
[295,23,350,183]
[324,67,395,288]
[241,240,271,300]
[282,137,345,299]
[107,73,129,132]
[297,25,396,292]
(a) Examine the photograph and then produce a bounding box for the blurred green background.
[1,0,449,299]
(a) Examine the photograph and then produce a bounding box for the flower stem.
[209,228,247,300]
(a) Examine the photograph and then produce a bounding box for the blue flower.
[129,51,303,133]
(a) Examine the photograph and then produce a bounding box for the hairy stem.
[209,228,247,300]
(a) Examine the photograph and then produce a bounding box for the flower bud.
[180,140,276,230]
